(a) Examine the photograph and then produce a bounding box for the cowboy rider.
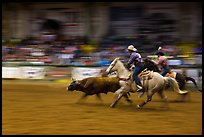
[127,45,144,92]
[154,47,171,76]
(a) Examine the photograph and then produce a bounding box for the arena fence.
[2,62,202,88]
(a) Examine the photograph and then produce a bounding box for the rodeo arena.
[2,2,202,135]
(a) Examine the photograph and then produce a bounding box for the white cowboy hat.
[127,45,137,51]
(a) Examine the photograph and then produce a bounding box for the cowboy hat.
[127,45,137,51]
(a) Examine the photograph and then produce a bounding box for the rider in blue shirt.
[127,45,143,92]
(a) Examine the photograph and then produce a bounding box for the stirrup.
[136,85,143,92]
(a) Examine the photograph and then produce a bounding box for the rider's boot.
[137,85,145,98]
[138,92,145,98]
[136,85,143,92]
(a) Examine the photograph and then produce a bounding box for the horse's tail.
[165,77,189,94]
[185,76,202,92]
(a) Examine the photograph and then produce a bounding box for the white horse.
[106,58,188,108]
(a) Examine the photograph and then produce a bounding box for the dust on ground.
[2,80,202,135]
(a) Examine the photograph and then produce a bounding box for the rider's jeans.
[160,66,171,76]
[133,63,143,87]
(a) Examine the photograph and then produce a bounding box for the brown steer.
[67,77,132,103]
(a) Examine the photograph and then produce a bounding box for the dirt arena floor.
[2,80,202,135]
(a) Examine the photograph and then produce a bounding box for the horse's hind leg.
[185,76,201,91]
[157,89,169,109]
[137,90,153,108]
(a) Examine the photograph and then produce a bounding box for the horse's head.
[105,58,120,74]
[143,58,160,72]
[67,78,80,91]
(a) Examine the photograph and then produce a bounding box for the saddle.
[138,68,154,80]
[165,71,176,79]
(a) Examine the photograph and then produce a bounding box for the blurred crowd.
[2,34,202,67]
[2,36,111,66]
